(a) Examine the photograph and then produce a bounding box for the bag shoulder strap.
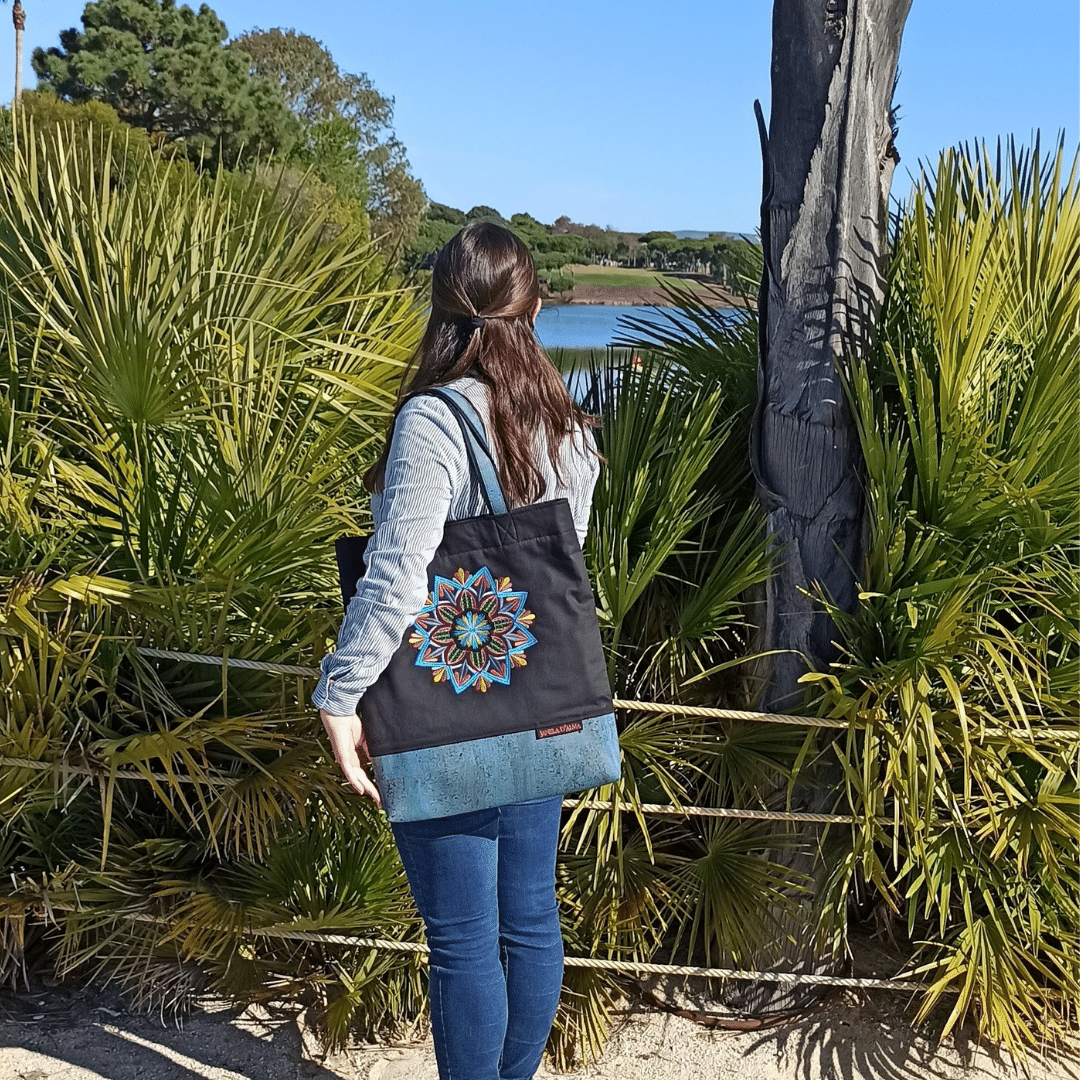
[423,386,508,515]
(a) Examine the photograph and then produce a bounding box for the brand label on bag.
[535,720,583,739]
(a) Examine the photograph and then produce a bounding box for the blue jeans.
[390,795,564,1080]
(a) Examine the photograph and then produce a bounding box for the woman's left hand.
[319,708,382,809]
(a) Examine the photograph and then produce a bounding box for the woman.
[312,221,602,1080]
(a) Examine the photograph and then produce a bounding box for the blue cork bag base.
[371,713,621,822]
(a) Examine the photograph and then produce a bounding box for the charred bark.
[730,0,911,1015]
[753,0,909,709]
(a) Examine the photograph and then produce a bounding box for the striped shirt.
[311,374,601,717]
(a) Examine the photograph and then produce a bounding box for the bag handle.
[424,387,508,515]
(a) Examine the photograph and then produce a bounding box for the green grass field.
[564,264,713,290]
[563,264,663,286]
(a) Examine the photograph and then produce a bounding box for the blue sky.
[9,1,1078,233]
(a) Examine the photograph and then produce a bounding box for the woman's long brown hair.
[364,221,599,506]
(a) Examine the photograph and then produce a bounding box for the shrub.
[547,269,575,293]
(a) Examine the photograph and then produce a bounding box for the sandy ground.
[1,973,1076,1080]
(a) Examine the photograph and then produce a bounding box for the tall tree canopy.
[31,0,296,168]
[234,28,425,253]
[464,204,507,225]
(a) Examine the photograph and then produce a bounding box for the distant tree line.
[405,204,632,274]
[635,230,762,286]
[406,204,761,288]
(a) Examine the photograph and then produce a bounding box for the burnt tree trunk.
[753,0,909,710]
[733,0,911,1015]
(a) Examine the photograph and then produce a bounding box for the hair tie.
[469,315,486,330]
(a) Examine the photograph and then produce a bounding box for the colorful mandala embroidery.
[409,567,537,693]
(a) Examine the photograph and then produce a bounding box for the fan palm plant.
[0,112,429,1038]
[0,113,791,1065]
[553,136,1079,1062]
[806,136,1079,1059]
[547,309,811,1064]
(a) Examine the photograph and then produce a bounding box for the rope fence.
[136,647,1080,741]
[35,909,933,994]
[1,645,870,826]
[134,646,850,728]
[0,755,864,826]
[1,644,980,995]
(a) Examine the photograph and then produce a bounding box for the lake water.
[535,303,737,351]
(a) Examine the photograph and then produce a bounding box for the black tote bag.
[333,386,620,821]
